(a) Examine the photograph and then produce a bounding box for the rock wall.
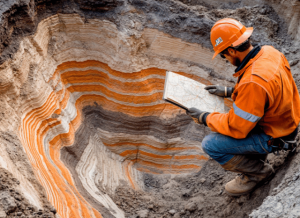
[0,11,223,217]
[0,0,300,218]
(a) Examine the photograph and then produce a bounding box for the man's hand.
[204,85,234,98]
[186,107,208,125]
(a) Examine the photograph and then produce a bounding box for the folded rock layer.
[10,12,228,217]
[19,59,211,217]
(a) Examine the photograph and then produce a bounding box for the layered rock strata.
[2,12,231,217]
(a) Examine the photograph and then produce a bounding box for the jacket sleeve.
[206,82,268,139]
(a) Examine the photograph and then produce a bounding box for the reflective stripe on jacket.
[207,46,300,139]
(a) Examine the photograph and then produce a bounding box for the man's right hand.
[186,107,208,125]
[204,85,234,98]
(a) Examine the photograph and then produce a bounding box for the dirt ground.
[112,143,300,218]
[0,132,57,218]
[0,167,56,218]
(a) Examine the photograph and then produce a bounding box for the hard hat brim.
[212,27,253,60]
[232,27,253,47]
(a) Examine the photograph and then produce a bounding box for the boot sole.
[225,189,252,196]
[224,172,275,197]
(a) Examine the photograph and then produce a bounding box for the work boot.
[221,155,274,196]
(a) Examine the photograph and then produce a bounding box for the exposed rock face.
[2,12,218,218]
[75,0,124,11]
[0,0,300,218]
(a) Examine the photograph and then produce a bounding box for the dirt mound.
[112,147,299,218]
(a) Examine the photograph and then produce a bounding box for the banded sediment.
[7,13,225,217]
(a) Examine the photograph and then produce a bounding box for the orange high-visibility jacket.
[207,46,300,139]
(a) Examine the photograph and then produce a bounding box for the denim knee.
[201,133,235,164]
[201,133,217,155]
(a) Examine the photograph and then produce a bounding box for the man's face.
[222,48,241,67]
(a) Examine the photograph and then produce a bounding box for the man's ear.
[227,48,236,56]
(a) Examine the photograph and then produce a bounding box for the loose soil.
[113,145,300,218]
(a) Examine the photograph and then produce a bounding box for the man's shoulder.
[244,46,283,83]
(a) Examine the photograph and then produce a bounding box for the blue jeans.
[202,132,273,165]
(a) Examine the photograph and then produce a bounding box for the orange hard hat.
[210,18,253,59]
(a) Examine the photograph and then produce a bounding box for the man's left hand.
[204,85,234,98]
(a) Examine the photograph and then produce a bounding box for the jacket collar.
[233,46,265,78]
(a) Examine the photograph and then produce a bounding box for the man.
[186,18,300,196]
